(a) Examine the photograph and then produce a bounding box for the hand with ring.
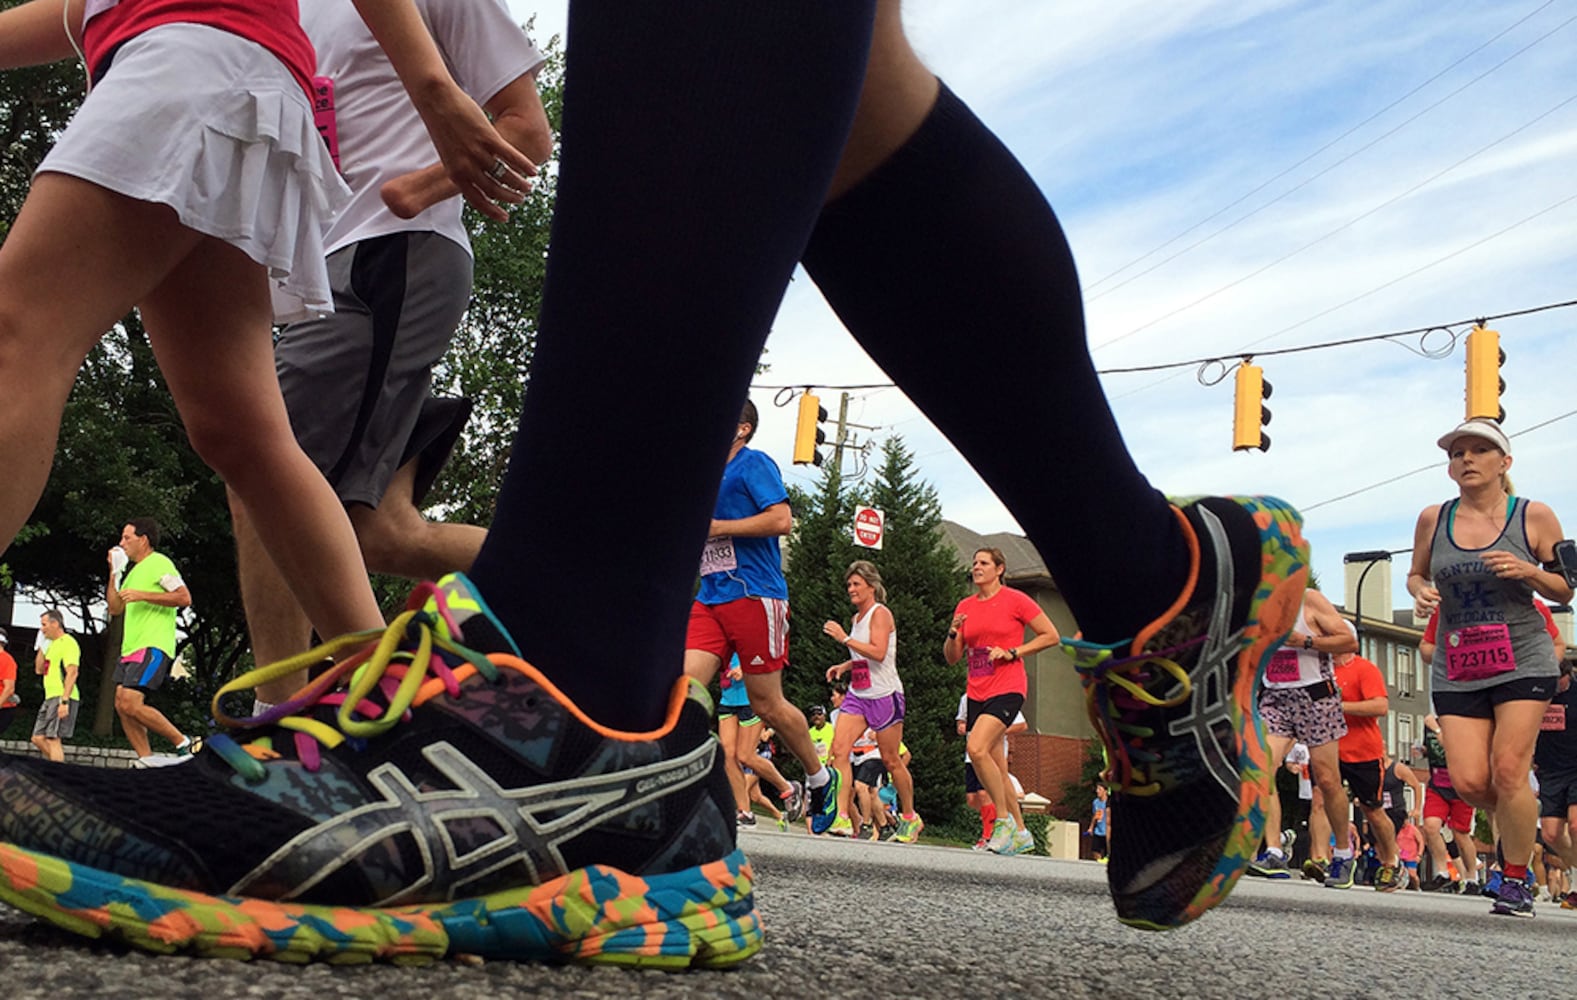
[488,158,510,182]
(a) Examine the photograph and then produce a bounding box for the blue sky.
[508,1,1577,611]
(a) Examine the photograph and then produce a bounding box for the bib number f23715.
[1445,623,1515,683]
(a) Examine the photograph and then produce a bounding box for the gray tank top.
[1429,496,1557,691]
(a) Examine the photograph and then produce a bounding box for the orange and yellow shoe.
[0,574,760,967]
[1061,496,1307,931]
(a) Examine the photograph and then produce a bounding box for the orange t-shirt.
[1336,656,1388,763]
[0,649,17,706]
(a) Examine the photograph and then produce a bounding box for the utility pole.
[833,391,850,472]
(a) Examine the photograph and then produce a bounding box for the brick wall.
[1008,731,1091,818]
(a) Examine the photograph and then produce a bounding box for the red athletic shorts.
[1424,785,1474,832]
[686,597,789,674]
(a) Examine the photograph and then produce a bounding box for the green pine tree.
[782,437,970,824]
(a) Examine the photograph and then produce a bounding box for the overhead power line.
[1085,2,1574,304]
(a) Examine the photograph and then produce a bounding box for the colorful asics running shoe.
[1324,856,1356,890]
[807,769,841,835]
[894,814,924,844]
[827,815,854,838]
[1062,496,1308,930]
[1491,879,1535,917]
[0,574,759,967]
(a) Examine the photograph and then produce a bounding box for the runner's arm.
[0,0,83,69]
[710,502,791,539]
[1407,507,1441,615]
[349,0,532,220]
[383,67,553,218]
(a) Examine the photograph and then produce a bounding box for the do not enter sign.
[853,506,884,550]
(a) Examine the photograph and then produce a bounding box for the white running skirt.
[37,23,350,323]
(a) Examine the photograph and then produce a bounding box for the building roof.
[939,520,1054,589]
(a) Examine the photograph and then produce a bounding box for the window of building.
[1395,647,1415,698]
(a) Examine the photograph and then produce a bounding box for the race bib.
[1542,703,1567,732]
[850,659,871,691]
[1445,623,1515,682]
[699,536,737,576]
[967,646,994,680]
[1266,649,1301,684]
[312,77,342,172]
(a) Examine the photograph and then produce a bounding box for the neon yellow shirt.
[808,722,835,764]
[120,551,183,656]
[43,634,81,701]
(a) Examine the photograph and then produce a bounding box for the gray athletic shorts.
[32,697,79,740]
[275,230,474,508]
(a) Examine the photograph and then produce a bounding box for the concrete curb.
[0,740,139,768]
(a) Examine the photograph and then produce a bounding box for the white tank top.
[848,602,902,699]
[1263,599,1331,688]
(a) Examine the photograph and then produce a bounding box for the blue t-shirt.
[1091,798,1108,836]
[695,447,790,605]
[719,654,750,708]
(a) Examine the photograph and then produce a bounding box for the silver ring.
[488,158,509,181]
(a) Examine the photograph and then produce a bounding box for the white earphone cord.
[63,0,91,96]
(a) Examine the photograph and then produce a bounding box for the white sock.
[174,736,191,750]
[805,767,830,790]
[1335,848,1354,860]
[252,698,277,717]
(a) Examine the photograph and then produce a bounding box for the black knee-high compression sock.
[468,2,877,729]
[801,83,1194,642]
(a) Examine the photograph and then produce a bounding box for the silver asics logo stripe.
[231,738,716,906]
[1165,504,1246,800]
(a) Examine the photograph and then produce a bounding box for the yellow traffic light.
[1233,363,1272,452]
[1464,326,1505,423]
[793,392,828,466]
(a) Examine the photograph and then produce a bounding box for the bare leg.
[966,714,1014,823]
[1310,742,1350,852]
[0,176,202,553]
[352,460,486,578]
[741,670,823,779]
[138,239,384,651]
[735,722,790,799]
[232,495,315,704]
[1485,701,1547,870]
[718,714,747,813]
[1261,733,1294,855]
[828,712,865,820]
[875,722,915,817]
[114,687,181,756]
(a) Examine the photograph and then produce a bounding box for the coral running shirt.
[83,0,316,98]
[954,586,1042,701]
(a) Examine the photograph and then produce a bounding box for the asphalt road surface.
[2,825,1569,999]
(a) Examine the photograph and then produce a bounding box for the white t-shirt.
[301,0,546,256]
